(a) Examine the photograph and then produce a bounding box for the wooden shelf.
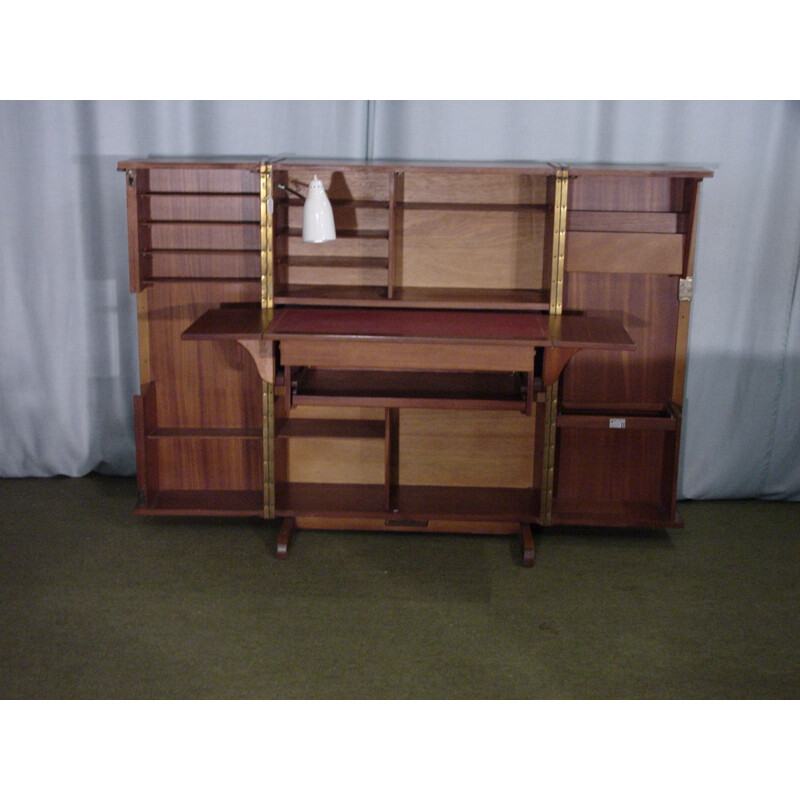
[275,418,385,439]
[142,276,261,285]
[274,286,549,310]
[391,287,549,311]
[276,483,539,522]
[121,159,712,562]
[278,256,389,270]
[286,227,389,240]
[291,369,530,411]
[399,201,550,212]
[135,490,263,516]
[148,427,262,439]
[182,306,267,340]
[267,306,553,345]
[557,404,679,431]
[281,198,390,210]
[276,482,385,516]
[275,285,389,306]
[551,499,681,528]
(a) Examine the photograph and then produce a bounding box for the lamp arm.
[276,182,305,200]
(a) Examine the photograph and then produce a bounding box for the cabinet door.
[128,165,264,516]
[552,174,701,527]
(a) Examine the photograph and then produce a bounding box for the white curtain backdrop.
[1,100,799,500]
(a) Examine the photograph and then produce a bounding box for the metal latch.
[679,277,693,302]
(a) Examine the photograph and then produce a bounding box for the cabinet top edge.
[117,157,713,178]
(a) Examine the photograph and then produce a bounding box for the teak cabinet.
[119,158,712,565]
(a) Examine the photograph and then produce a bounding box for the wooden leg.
[277,516,296,560]
[519,523,535,567]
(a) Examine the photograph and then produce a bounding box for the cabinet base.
[273,515,535,567]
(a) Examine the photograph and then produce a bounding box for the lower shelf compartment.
[275,482,540,522]
[135,490,264,516]
[289,369,531,410]
[550,499,683,528]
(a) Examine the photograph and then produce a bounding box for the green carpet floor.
[1,474,798,698]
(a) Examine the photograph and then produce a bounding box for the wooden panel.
[567,211,685,234]
[276,483,538,521]
[149,252,260,280]
[294,516,520,535]
[392,485,538,521]
[557,407,676,431]
[401,172,549,205]
[561,274,679,406]
[275,168,391,202]
[548,314,636,350]
[279,339,535,373]
[281,265,388,288]
[284,405,385,421]
[397,409,535,488]
[290,370,527,411]
[565,231,683,275]
[568,176,685,212]
[287,203,389,233]
[145,194,260,222]
[285,235,387,260]
[285,438,384,484]
[148,223,260,251]
[554,427,667,505]
[399,208,546,289]
[147,168,259,194]
[391,287,549,311]
[550,499,680,528]
[275,418,385,438]
[276,285,390,305]
[266,307,551,343]
[156,438,262,491]
[276,482,386,516]
[182,306,265,340]
[126,169,144,292]
[146,282,261,429]
[136,490,263,516]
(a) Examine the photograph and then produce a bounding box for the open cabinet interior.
[120,158,712,565]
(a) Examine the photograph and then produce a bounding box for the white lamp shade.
[302,175,336,243]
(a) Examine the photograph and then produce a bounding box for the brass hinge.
[679,277,693,302]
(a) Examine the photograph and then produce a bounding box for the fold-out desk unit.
[121,158,712,566]
[184,304,634,563]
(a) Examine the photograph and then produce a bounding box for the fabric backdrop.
[1,100,798,500]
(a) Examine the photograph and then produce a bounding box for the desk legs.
[275,516,535,566]
[519,523,535,567]
[277,517,296,560]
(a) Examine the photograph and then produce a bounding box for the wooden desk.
[122,158,712,566]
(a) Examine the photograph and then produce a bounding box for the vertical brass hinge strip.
[541,168,570,525]
[260,162,276,518]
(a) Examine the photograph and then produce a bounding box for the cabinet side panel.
[561,273,679,406]
[146,282,262,428]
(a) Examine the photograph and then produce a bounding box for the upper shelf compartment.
[124,165,262,288]
[272,164,555,309]
[564,173,698,276]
